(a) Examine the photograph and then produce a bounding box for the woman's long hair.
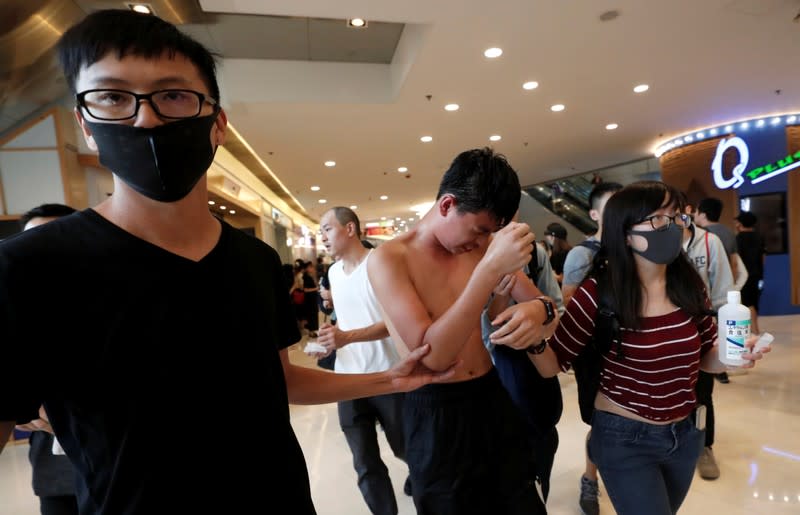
[592,181,707,329]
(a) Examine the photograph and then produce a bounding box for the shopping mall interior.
[0,1,798,514]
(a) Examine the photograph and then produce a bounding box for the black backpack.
[572,273,620,425]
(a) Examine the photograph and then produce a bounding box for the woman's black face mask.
[628,223,684,265]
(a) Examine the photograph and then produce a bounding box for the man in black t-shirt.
[0,10,453,515]
[735,211,766,334]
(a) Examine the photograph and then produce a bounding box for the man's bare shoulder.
[372,232,414,264]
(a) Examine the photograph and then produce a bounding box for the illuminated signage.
[712,137,800,189]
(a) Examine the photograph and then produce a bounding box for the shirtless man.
[368,147,558,515]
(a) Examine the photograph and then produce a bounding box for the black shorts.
[403,368,546,515]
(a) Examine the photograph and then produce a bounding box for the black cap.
[545,222,567,239]
[735,211,757,228]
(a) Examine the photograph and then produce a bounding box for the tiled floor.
[2,315,798,514]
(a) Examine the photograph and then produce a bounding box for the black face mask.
[85,114,219,202]
[628,223,684,265]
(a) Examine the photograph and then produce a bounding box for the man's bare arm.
[280,344,456,404]
[316,321,390,356]
[368,224,535,371]
[0,421,15,454]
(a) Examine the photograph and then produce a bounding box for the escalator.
[524,176,598,235]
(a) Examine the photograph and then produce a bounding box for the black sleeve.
[0,249,41,422]
[271,251,301,351]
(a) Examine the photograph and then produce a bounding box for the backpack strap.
[526,243,543,285]
[578,239,602,253]
[704,231,710,265]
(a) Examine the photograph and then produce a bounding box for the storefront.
[657,114,800,315]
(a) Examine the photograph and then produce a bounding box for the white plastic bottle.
[717,291,751,366]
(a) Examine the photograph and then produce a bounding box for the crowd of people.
[0,8,773,515]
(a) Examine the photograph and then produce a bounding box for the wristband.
[535,296,556,325]
[526,340,548,355]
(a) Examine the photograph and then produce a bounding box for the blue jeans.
[588,410,704,515]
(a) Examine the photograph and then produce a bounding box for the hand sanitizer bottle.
[718,291,751,366]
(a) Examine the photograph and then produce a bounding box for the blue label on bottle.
[725,319,750,360]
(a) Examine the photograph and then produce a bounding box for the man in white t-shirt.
[315,207,408,515]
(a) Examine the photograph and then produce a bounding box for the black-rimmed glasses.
[76,89,218,121]
[634,213,691,231]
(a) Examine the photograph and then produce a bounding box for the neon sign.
[712,137,800,189]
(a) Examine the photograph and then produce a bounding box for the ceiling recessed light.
[489,135,502,141]
[408,217,414,221]
[484,47,503,58]
[318,199,327,204]
[380,195,389,200]
[633,84,650,93]
[398,167,408,173]
[208,200,215,205]
[444,103,460,112]
[229,210,236,214]
[324,160,336,167]
[522,81,539,90]
[220,206,226,210]
[310,186,320,191]
[350,205,358,210]
[128,4,153,15]
[420,135,433,143]
[605,123,618,130]
[550,104,565,112]
[347,18,367,28]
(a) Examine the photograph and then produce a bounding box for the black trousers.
[403,369,547,515]
[338,393,406,515]
[40,496,79,515]
[695,370,716,447]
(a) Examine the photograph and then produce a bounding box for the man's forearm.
[0,421,15,454]
[341,322,390,346]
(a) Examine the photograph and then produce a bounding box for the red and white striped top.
[550,278,716,422]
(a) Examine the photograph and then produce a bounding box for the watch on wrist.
[535,296,556,325]
[526,339,548,355]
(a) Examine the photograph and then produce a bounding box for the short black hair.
[328,207,361,238]
[697,197,723,222]
[436,147,520,226]
[735,211,758,228]
[545,222,567,240]
[20,203,77,229]
[56,9,220,102]
[588,181,623,211]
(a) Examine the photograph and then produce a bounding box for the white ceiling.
[199,0,800,225]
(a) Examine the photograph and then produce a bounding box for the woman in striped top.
[491,181,768,514]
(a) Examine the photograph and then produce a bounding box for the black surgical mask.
[628,223,684,265]
[85,114,219,202]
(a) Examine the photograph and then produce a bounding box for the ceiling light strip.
[654,113,800,158]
